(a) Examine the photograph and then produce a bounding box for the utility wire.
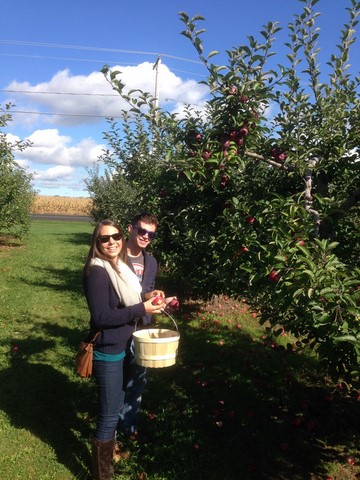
[1,89,120,97]
[0,52,206,77]
[0,52,139,65]
[8,109,124,119]
[0,39,203,65]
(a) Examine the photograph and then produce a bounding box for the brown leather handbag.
[75,332,100,378]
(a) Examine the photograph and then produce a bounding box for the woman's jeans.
[93,359,125,441]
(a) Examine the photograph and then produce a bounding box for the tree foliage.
[88,0,360,383]
[0,104,35,237]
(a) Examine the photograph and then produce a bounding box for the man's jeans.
[117,349,147,436]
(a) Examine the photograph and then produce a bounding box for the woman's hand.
[143,297,165,314]
[144,290,165,301]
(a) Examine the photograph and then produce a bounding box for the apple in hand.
[152,295,164,306]
[165,296,180,311]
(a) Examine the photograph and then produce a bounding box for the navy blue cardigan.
[84,250,158,355]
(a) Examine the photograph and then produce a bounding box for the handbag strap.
[90,332,101,343]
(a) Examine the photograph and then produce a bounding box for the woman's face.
[97,225,123,261]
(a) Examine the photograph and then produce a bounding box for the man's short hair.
[131,211,158,229]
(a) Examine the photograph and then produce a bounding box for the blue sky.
[1,0,359,197]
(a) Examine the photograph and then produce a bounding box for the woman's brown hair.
[83,219,126,281]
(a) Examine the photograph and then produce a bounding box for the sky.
[1,0,359,197]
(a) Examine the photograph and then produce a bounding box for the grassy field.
[0,220,358,480]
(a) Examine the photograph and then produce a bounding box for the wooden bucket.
[133,316,180,368]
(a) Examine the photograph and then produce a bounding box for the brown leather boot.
[91,436,115,480]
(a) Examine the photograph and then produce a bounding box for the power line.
[8,109,124,119]
[0,52,139,66]
[0,52,206,77]
[0,39,203,65]
[1,89,120,97]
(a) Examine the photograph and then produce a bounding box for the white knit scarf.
[90,257,142,306]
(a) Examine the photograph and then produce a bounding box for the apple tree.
[0,104,35,237]
[86,87,183,226]
[90,0,359,383]
[175,0,360,383]
[171,0,360,383]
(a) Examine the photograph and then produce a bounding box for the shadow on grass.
[1,290,358,479]
[18,265,85,298]
[0,334,95,479]
[61,231,93,247]
[118,317,359,480]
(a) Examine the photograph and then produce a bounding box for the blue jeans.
[93,358,125,441]
[117,351,147,436]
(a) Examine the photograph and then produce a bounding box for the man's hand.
[144,290,165,301]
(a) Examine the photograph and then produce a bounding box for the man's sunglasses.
[98,233,123,244]
[134,226,157,240]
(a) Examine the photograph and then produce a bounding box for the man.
[116,211,162,442]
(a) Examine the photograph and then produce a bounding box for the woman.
[83,220,164,480]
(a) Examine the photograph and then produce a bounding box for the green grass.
[0,221,359,480]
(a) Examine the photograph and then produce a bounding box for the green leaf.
[334,335,358,345]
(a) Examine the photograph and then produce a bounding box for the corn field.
[31,195,92,216]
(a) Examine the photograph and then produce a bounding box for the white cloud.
[35,165,74,181]
[7,128,105,196]
[6,62,209,127]
[32,165,81,193]
[4,62,209,196]
[13,129,105,167]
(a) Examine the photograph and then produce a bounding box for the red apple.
[201,150,211,160]
[220,174,229,187]
[11,344,19,353]
[277,152,287,162]
[268,270,279,282]
[346,454,355,465]
[152,295,164,306]
[270,146,281,158]
[293,416,304,427]
[169,298,179,308]
[229,130,238,140]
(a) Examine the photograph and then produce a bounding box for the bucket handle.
[162,309,179,331]
[135,307,179,332]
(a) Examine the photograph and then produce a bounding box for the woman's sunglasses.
[134,226,157,240]
[98,233,123,244]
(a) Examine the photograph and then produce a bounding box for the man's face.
[128,221,157,251]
